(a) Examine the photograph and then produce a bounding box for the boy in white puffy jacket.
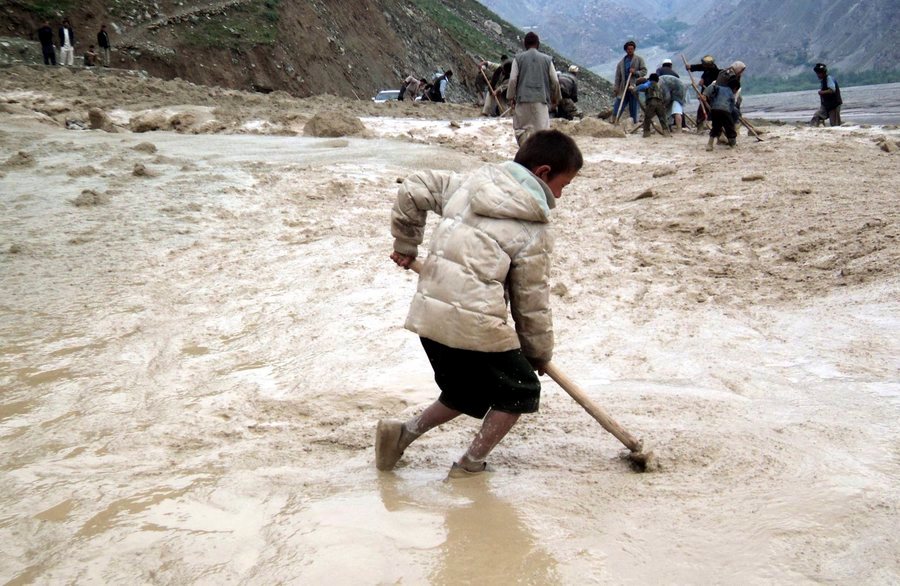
[377,130,583,477]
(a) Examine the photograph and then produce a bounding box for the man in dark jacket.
[555,65,580,120]
[656,58,679,78]
[686,55,720,127]
[810,63,842,127]
[97,24,111,67]
[37,21,56,65]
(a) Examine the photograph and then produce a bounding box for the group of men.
[36,19,112,68]
[399,70,453,102]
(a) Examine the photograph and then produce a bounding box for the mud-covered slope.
[0,0,613,109]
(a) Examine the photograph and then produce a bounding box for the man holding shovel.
[612,40,647,124]
[377,130,583,478]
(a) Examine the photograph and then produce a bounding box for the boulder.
[303,111,367,137]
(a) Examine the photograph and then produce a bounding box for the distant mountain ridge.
[479,0,900,79]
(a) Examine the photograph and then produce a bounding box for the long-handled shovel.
[402,258,657,472]
[613,69,633,124]
[681,54,711,130]
[544,363,656,471]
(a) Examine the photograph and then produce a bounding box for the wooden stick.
[543,363,644,453]
[614,69,634,124]
[740,117,764,141]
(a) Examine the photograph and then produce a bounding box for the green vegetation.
[745,69,900,95]
[18,0,73,18]
[180,0,281,49]
[409,0,507,63]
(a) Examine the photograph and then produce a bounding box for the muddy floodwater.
[1,71,900,584]
[741,82,900,125]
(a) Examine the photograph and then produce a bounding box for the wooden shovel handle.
[543,362,643,453]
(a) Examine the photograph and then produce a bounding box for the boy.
[635,73,670,138]
[83,45,98,67]
[379,130,583,477]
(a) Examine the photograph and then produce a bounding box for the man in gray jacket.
[506,32,561,146]
[613,40,647,124]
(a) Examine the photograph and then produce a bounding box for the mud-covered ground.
[2,65,899,584]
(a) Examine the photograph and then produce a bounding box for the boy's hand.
[527,358,547,376]
[390,251,415,269]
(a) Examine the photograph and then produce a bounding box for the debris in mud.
[72,189,110,206]
[132,163,156,177]
[66,165,99,177]
[742,174,765,182]
[653,166,676,178]
[633,189,656,201]
[3,150,36,168]
[132,142,158,154]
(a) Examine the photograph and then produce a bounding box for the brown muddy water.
[1,114,899,584]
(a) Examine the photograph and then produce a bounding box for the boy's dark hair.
[623,40,636,50]
[524,32,540,48]
[648,73,659,82]
[514,130,583,179]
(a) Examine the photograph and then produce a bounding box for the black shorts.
[420,337,541,419]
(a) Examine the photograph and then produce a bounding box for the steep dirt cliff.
[0,0,613,109]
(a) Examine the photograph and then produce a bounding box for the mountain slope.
[0,0,613,109]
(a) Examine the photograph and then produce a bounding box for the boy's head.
[514,130,583,198]
[813,63,827,78]
[89,44,95,50]
[524,32,540,49]
[649,73,659,82]
[623,40,636,55]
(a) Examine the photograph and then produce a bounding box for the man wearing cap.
[810,63,842,127]
[656,58,679,78]
[612,40,647,124]
[506,31,561,145]
[686,55,720,128]
[556,65,581,120]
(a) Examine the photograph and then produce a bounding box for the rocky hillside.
[0,0,613,110]
[681,0,900,78]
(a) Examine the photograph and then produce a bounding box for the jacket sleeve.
[635,57,648,79]
[390,171,457,257]
[507,233,553,363]
[506,59,519,101]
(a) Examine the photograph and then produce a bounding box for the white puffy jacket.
[391,162,555,362]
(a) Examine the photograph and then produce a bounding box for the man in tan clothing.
[377,130,583,477]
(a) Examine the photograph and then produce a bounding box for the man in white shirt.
[58,19,75,66]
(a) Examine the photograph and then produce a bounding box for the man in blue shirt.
[810,63,842,127]
[612,40,647,124]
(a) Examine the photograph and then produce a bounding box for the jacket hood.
[469,162,554,223]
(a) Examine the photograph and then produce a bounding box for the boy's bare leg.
[402,400,464,449]
[457,409,520,471]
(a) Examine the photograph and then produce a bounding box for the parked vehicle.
[371,89,400,103]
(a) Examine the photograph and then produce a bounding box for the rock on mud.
[130,111,171,133]
[303,112,367,137]
[88,108,117,132]
[568,118,627,138]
